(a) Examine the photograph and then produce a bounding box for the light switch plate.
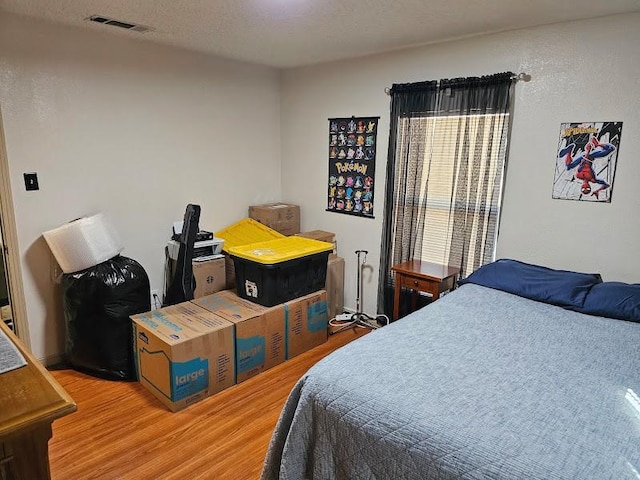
[24,172,39,191]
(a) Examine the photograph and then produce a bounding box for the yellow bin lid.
[227,237,333,265]
[214,218,284,252]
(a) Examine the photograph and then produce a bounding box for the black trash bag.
[61,255,151,380]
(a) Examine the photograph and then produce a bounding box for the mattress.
[261,283,640,479]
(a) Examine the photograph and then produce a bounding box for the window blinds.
[393,112,509,277]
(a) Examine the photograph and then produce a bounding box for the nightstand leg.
[393,279,401,321]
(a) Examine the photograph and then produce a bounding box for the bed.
[261,260,640,479]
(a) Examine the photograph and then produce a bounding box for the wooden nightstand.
[391,260,460,320]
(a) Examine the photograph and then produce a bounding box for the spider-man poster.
[553,121,622,203]
[327,116,379,218]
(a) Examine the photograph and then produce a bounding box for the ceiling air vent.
[87,15,153,33]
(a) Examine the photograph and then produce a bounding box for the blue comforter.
[262,284,640,479]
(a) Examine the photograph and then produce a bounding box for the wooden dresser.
[0,321,76,480]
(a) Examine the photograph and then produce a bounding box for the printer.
[167,221,224,261]
[167,238,224,261]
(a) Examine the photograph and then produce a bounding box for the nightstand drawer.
[399,275,436,295]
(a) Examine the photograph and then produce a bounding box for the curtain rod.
[383,72,530,96]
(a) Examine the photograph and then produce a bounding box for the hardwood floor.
[48,327,367,480]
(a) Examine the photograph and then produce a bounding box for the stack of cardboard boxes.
[246,204,345,322]
[132,289,328,411]
[136,203,346,412]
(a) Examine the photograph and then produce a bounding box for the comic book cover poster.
[327,116,379,218]
[553,121,622,203]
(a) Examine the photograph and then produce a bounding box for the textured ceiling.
[1,0,640,68]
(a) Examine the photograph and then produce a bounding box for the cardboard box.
[249,203,300,236]
[167,256,226,299]
[326,255,345,320]
[192,256,226,298]
[296,230,337,255]
[284,290,328,359]
[192,289,266,323]
[193,290,286,383]
[131,303,235,412]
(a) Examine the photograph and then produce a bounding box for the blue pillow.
[458,259,602,309]
[580,282,640,322]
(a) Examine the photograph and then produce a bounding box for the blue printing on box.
[139,348,209,401]
[284,298,329,357]
[197,295,250,321]
[308,301,328,332]
[148,310,184,332]
[237,334,266,375]
[172,357,209,401]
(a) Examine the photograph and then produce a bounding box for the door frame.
[0,105,31,347]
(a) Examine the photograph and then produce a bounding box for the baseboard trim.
[41,352,64,368]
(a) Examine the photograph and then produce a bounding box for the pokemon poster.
[553,121,622,203]
[327,116,379,217]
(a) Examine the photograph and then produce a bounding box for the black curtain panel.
[378,73,514,317]
[378,81,438,317]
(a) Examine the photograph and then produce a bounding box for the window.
[378,73,514,315]
[396,112,509,276]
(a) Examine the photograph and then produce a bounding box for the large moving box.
[284,290,329,359]
[249,203,300,236]
[193,290,286,383]
[131,303,235,412]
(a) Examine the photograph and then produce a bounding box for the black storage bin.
[231,250,331,307]
[61,255,150,380]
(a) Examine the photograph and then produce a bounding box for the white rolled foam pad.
[43,213,124,273]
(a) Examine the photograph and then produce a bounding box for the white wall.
[3,11,639,362]
[0,13,281,362]
[281,13,640,316]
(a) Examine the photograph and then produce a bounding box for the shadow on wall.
[24,237,65,358]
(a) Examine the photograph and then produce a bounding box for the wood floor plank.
[48,328,367,480]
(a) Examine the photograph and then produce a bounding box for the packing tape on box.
[43,213,124,273]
